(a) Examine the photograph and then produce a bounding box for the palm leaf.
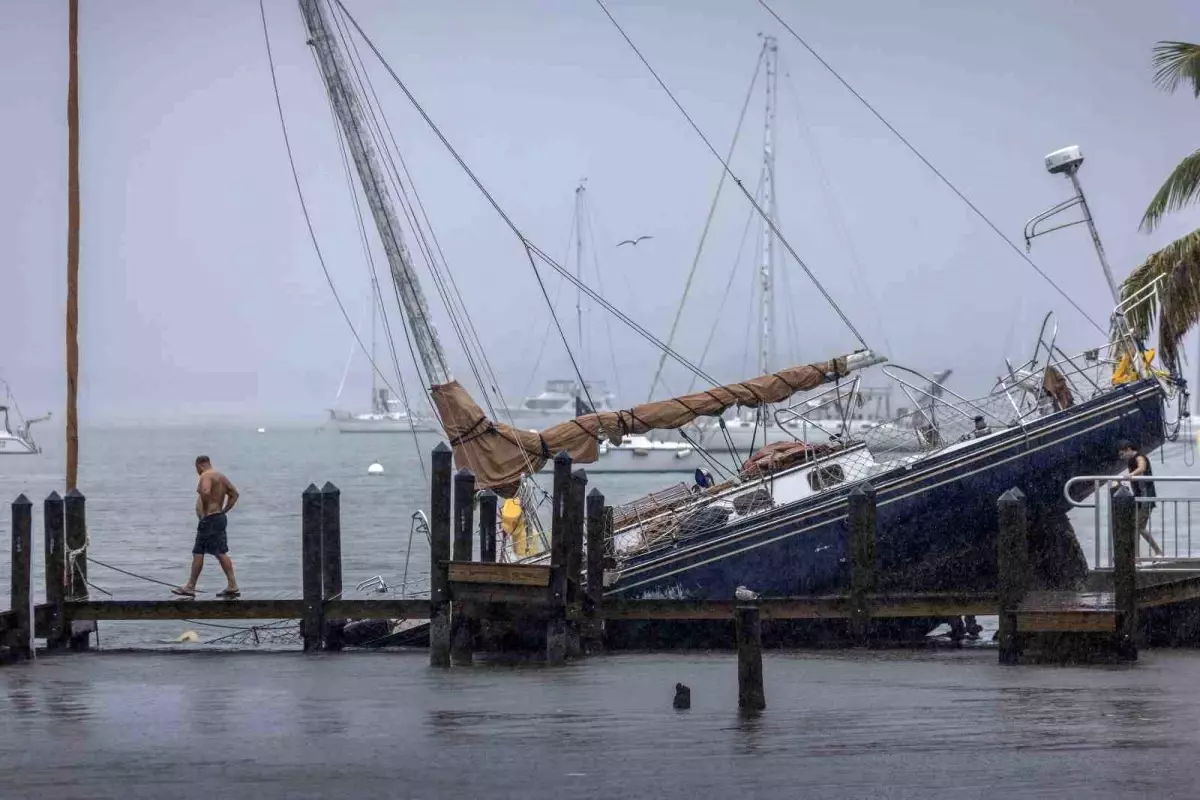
[1140,149,1200,232]
[1121,228,1200,370]
[1152,41,1200,97]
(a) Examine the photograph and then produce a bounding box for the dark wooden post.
[9,495,34,660]
[565,469,587,658]
[44,491,66,650]
[450,468,476,666]
[583,489,606,649]
[301,483,324,653]
[320,481,343,651]
[478,490,498,563]
[734,604,765,711]
[429,443,453,668]
[848,483,877,646]
[996,487,1029,665]
[1112,486,1138,662]
[546,451,572,664]
[63,488,90,651]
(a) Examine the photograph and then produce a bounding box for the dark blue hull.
[609,380,1166,601]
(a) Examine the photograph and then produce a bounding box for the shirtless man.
[173,455,241,598]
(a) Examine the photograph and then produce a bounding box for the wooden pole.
[65,0,81,493]
[44,490,66,649]
[734,604,765,711]
[996,487,1029,665]
[584,488,605,649]
[301,483,323,652]
[320,481,343,651]
[546,450,572,664]
[848,482,876,646]
[477,490,497,563]
[429,443,453,667]
[1112,486,1138,662]
[63,487,90,650]
[9,495,34,660]
[450,468,476,665]
[565,469,587,658]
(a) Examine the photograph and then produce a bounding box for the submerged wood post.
[451,468,476,666]
[320,482,343,651]
[43,491,67,650]
[429,443,453,668]
[301,483,324,653]
[1112,486,1138,662]
[63,488,90,651]
[997,487,1029,665]
[848,482,877,646]
[546,451,572,664]
[478,490,498,564]
[583,488,606,649]
[734,604,765,711]
[9,495,34,660]
[565,469,587,658]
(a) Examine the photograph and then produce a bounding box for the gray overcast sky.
[3,0,1199,423]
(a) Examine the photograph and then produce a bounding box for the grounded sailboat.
[289,2,1178,638]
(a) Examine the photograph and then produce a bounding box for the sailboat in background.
[0,379,49,455]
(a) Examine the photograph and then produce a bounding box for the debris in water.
[674,682,691,709]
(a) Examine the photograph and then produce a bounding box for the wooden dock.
[5,445,1200,668]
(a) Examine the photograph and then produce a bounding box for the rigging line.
[757,0,1106,336]
[333,294,370,405]
[258,0,405,409]
[332,0,682,403]
[592,0,868,350]
[524,214,576,402]
[648,39,767,402]
[86,556,195,593]
[580,190,624,403]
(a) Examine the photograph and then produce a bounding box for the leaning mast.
[298,0,451,388]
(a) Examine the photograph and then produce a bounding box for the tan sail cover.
[432,358,849,494]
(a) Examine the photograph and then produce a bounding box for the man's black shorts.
[194,512,229,556]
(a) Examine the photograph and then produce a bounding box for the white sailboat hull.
[0,431,38,455]
[336,417,440,434]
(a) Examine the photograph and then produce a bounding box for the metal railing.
[1065,475,1200,570]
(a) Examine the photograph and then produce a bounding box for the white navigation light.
[1045,145,1084,175]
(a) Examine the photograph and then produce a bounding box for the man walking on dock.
[1117,440,1163,557]
[173,455,241,598]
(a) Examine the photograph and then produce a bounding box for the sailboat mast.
[574,180,586,394]
[758,36,777,379]
[369,271,379,411]
[298,0,451,387]
[66,0,81,491]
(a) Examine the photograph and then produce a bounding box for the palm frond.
[1152,41,1200,97]
[1121,228,1200,371]
[1140,149,1200,232]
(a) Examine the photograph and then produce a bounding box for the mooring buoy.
[367,462,384,475]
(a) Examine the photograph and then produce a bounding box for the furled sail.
[432,350,885,494]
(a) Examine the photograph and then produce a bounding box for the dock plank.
[447,562,551,587]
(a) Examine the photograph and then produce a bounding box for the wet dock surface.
[2,649,1200,799]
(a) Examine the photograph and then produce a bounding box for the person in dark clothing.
[1117,440,1162,556]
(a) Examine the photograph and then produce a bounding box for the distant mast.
[66,0,81,491]
[298,0,451,388]
[758,35,778,380]
[574,180,586,406]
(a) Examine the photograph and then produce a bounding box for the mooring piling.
[63,488,90,651]
[301,483,324,652]
[546,450,572,665]
[997,487,1029,665]
[320,481,344,651]
[43,491,66,650]
[451,468,477,666]
[429,443,453,668]
[848,482,877,646]
[584,487,606,650]
[1112,487,1138,661]
[478,490,498,564]
[734,603,765,711]
[9,495,33,661]
[565,469,587,658]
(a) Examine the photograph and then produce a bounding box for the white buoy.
[176,630,199,643]
[367,462,385,475]
[257,427,266,434]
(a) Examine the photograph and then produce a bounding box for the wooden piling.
[320,481,343,652]
[565,469,587,658]
[63,488,90,651]
[583,488,606,649]
[848,482,877,646]
[478,490,497,564]
[301,484,324,652]
[734,604,765,711]
[451,468,476,666]
[9,495,34,660]
[1112,486,1138,661]
[43,491,66,650]
[546,450,572,664]
[429,443,453,668]
[997,487,1029,665]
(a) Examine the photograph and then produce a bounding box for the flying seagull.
[617,235,653,247]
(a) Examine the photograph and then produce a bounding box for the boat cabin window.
[546,380,576,394]
[807,463,845,491]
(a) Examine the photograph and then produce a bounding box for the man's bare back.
[197,469,239,519]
